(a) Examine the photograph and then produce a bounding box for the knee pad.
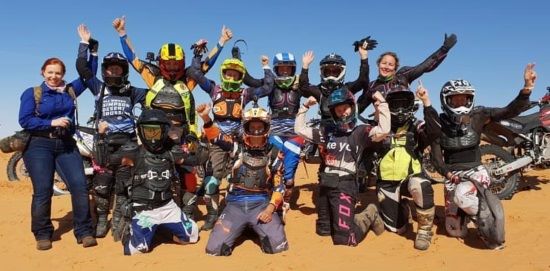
[203,176,220,195]
[93,172,113,197]
[454,182,479,216]
[408,176,434,209]
[260,236,274,254]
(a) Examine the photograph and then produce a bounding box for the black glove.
[353,36,378,52]
[88,38,99,54]
[442,33,457,50]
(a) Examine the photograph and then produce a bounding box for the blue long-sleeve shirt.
[18,80,87,133]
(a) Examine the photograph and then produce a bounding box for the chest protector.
[378,124,421,181]
[230,152,270,190]
[130,149,174,204]
[270,87,301,118]
[145,78,198,136]
[440,118,480,151]
[212,86,242,122]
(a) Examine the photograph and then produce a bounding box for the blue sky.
[0,0,548,137]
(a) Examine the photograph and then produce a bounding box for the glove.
[353,36,378,52]
[88,38,99,54]
[442,33,457,50]
[449,173,461,184]
[190,39,208,57]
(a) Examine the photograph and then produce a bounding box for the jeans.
[23,136,93,241]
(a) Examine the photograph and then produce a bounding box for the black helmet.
[327,87,356,133]
[102,52,129,89]
[320,53,346,90]
[386,85,416,128]
[137,109,171,153]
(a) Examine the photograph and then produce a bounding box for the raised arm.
[113,16,157,88]
[399,33,457,83]
[75,24,102,95]
[345,43,370,94]
[367,91,390,142]
[415,83,441,150]
[243,56,274,105]
[298,51,321,100]
[483,63,536,123]
[295,97,320,142]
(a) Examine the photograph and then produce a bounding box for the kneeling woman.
[295,88,390,246]
[197,103,289,256]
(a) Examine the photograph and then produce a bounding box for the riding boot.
[111,194,127,242]
[414,207,435,250]
[354,203,385,238]
[201,194,219,231]
[94,196,110,238]
[181,191,198,221]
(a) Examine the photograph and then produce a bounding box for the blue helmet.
[327,87,357,133]
[272,52,296,89]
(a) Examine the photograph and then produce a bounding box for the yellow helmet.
[158,43,185,81]
[242,106,270,150]
[220,58,246,92]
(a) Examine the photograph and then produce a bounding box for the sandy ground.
[0,152,549,271]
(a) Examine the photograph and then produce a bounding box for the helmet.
[158,43,185,81]
[220,58,246,92]
[137,109,171,153]
[320,53,346,89]
[440,79,476,123]
[272,52,296,89]
[102,52,129,88]
[327,87,356,133]
[242,106,270,150]
[386,85,416,128]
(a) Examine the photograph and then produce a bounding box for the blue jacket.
[18,80,87,133]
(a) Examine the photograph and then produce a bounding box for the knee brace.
[454,182,479,216]
[114,166,131,195]
[408,176,434,209]
[93,172,114,198]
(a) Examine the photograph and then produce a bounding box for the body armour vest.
[145,78,197,135]
[230,152,270,190]
[270,87,301,118]
[378,123,421,181]
[130,149,174,205]
[440,116,480,151]
[212,85,242,122]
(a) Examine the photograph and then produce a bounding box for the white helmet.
[440,79,475,123]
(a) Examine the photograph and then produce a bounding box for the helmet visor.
[244,120,267,135]
[275,64,295,77]
[321,64,343,78]
[388,98,414,113]
[141,124,162,141]
[446,94,474,109]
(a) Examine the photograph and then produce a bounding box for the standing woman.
[18,58,97,250]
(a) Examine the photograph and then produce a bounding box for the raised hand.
[77,24,91,42]
[302,50,315,69]
[196,103,212,121]
[112,16,126,36]
[304,96,318,108]
[523,63,537,93]
[219,25,233,45]
[443,33,457,50]
[416,79,431,106]
[261,55,269,66]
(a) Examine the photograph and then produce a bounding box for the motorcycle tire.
[480,144,519,200]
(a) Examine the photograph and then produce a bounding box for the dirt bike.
[6,125,96,196]
[478,87,550,199]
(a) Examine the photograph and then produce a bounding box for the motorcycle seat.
[510,112,540,133]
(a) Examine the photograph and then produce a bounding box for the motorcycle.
[6,125,97,196]
[478,87,550,199]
